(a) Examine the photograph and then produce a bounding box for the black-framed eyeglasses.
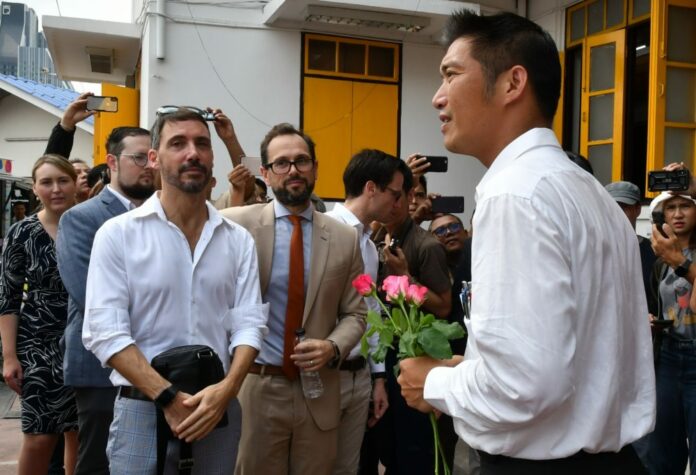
[156,105,214,121]
[119,152,149,167]
[383,186,403,200]
[432,221,463,237]
[264,157,315,175]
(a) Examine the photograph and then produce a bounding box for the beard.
[163,161,212,194]
[118,175,155,200]
[272,176,314,207]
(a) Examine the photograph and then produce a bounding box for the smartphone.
[651,319,673,329]
[648,169,691,192]
[431,196,464,214]
[241,156,263,175]
[388,238,400,254]
[651,210,669,238]
[425,156,448,173]
[86,96,118,112]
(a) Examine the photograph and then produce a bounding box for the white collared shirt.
[424,128,655,459]
[326,203,384,373]
[83,193,268,386]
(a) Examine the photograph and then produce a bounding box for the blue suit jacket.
[57,187,128,387]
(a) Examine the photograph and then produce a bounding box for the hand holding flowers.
[352,273,465,475]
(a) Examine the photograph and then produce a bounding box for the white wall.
[141,16,302,199]
[0,95,93,178]
[401,41,486,225]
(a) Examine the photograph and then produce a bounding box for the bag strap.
[156,408,194,475]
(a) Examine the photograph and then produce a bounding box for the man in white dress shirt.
[398,10,655,474]
[83,109,267,474]
[326,149,411,474]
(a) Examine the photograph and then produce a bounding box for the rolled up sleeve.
[83,222,134,367]
[227,232,269,354]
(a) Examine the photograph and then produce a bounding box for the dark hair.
[106,126,150,157]
[68,158,89,167]
[443,10,561,123]
[150,109,208,150]
[416,174,428,194]
[343,149,409,199]
[87,163,111,188]
[565,151,594,175]
[254,177,267,193]
[260,123,316,166]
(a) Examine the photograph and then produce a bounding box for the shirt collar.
[273,199,314,222]
[476,128,559,202]
[133,192,226,229]
[330,203,365,232]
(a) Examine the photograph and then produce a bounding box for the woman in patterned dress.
[0,154,79,475]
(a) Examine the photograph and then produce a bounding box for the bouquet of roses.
[352,273,465,475]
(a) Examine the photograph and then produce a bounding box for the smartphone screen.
[86,96,118,112]
[431,196,464,214]
[425,156,448,173]
[241,156,263,175]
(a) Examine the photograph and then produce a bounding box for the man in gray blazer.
[56,126,154,475]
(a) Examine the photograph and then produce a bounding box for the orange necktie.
[282,215,305,380]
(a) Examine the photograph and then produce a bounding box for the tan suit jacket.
[222,202,366,430]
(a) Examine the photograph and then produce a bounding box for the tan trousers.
[235,373,338,475]
[333,367,372,475]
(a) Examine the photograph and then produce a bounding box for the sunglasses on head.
[156,105,215,121]
[432,221,463,237]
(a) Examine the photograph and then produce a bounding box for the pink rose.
[406,284,428,306]
[382,275,410,302]
[352,274,375,296]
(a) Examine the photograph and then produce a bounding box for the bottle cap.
[294,328,306,337]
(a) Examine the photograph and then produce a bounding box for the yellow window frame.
[646,0,696,195]
[566,0,629,48]
[304,34,399,83]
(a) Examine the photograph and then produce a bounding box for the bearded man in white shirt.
[397,10,655,475]
[83,108,267,475]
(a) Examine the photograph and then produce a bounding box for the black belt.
[119,386,151,401]
[339,356,366,372]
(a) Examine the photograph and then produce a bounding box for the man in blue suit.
[56,126,154,475]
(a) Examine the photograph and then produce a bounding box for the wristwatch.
[675,258,692,278]
[154,385,178,409]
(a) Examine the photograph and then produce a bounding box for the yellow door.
[303,77,398,199]
[580,29,626,185]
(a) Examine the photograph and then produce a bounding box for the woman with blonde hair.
[0,154,79,474]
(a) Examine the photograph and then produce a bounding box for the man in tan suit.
[222,123,366,474]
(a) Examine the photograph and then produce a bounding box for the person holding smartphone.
[648,191,696,474]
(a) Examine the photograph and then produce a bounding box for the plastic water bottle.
[295,328,324,399]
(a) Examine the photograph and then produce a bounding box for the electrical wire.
[54,0,62,16]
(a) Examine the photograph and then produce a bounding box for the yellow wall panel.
[351,82,398,157]
[303,77,353,199]
[92,84,139,165]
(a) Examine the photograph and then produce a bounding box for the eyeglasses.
[432,221,463,237]
[383,186,403,200]
[265,157,315,175]
[156,105,214,121]
[119,153,149,167]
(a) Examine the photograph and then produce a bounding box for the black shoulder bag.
[151,345,228,475]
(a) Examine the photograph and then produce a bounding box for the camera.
[648,169,691,192]
[388,238,400,254]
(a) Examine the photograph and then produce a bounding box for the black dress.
[0,214,77,434]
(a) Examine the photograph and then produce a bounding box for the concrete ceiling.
[42,16,141,85]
